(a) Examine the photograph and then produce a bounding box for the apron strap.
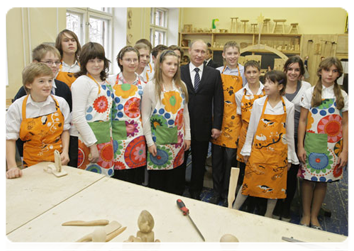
[87,73,101,95]
[21,95,29,121]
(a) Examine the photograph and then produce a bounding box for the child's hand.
[337,150,348,168]
[211,129,221,139]
[184,140,191,151]
[88,144,100,163]
[60,152,70,165]
[297,147,307,163]
[148,145,157,157]
[243,156,249,163]
[6,167,22,179]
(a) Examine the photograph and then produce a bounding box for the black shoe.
[221,198,228,207]
[209,194,221,204]
[280,207,291,222]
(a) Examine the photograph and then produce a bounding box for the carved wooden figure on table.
[136,210,155,251]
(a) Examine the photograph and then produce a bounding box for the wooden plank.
[6,162,105,234]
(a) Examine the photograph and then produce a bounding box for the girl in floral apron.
[142,50,191,195]
[298,57,348,230]
[108,46,146,184]
[233,71,299,218]
[72,42,114,177]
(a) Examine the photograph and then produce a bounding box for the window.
[150,8,168,47]
[66,8,113,68]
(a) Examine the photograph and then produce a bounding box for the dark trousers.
[148,165,185,195]
[68,136,78,167]
[112,165,145,185]
[211,144,237,199]
[187,139,210,197]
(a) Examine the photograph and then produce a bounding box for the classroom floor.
[184,154,349,237]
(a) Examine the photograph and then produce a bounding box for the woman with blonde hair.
[142,50,191,194]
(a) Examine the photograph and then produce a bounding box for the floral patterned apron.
[299,98,344,182]
[77,75,114,176]
[111,73,146,170]
[147,82,186,170]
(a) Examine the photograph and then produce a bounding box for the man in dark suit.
[205,48,219,68]
[180,40,224,200]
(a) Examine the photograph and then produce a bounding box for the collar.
[61,60,79,68]
[27,94,54,107]
[322,84,334,91]
[224,65,240,72]
[189,62,204,73]
[244,82,264,94]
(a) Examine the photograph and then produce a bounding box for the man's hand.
[211,129,221,139]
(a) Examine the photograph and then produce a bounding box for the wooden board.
[6,162,105,234]
[7,176,347,243]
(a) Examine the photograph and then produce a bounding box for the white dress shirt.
[217,64,246,86]
[300,84,348,112]
[240,96,299,165]
[235,82,264,115]
[6,95,71,140]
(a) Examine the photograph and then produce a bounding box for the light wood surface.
[7,172,347,242]
[6,162,105,234]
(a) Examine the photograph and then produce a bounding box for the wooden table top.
[7,169,348,243]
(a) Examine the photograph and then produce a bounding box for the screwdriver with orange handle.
[176,199,205,241]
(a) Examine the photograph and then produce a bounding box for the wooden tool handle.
[62,219,109,226]
[228,167,240,209]
[106,226,127,242]
[63,233,92,251]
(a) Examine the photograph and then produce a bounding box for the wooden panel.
[300,34,340,85]
[6,162,105,234]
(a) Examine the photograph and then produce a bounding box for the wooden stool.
[288,23,299,34]
[230,17,238,33]
[262,18,270,33]
[250,23,257,33]
[272,19,286,33]
[240,20,249,33]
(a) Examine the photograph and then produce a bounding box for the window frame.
[150,7,169,47]
[66,8,113,72]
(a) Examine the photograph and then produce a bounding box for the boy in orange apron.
[6,63,71,179]
[235,60,265,213]
[210,41,244,206]
[233,71,299,218]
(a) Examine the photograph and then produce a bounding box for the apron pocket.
[88,121,111,144]
[112,120,127,141]
[155,126,178,145]
[304,132,328,153]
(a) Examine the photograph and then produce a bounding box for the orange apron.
[242,97,288,199]
[211,66,243,148]
[19,95,64,167]
[237,88,265,162]
[56,63,78,88]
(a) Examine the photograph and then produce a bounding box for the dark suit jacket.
[13,79,72,157]
[205,59,219,68]
[181,64,223,142]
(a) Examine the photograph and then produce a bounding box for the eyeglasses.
[123,58,138,63]
[41,61,61,66]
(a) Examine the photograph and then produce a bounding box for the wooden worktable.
[6,164,347,243]
[6,162,105,234]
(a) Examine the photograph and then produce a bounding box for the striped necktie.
[194,68,201,91]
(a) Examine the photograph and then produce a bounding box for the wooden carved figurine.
[122,235,144,251]
[136,210,155,251]
[220,234,239,251]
